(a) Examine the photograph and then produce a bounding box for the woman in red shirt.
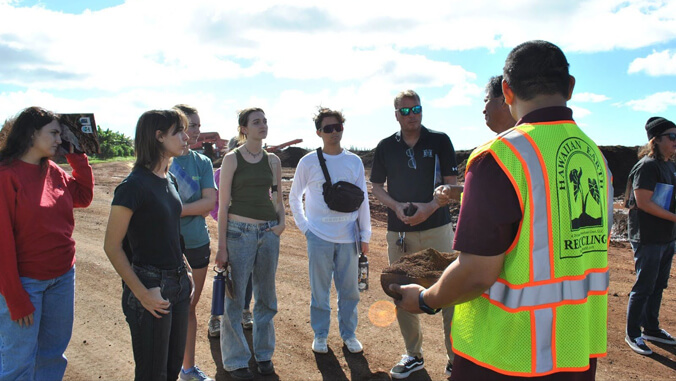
[0,106,94,380]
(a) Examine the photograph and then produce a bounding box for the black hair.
[486,75,504,99]
[503,40,570,101]
[0,106,58,167]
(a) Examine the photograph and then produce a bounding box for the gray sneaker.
[208,315,220,338]
[390,355,424,379]
[241,309,253,330]
[642,329,676,345]
[179,365,213,381]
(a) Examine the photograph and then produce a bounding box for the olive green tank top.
[229,148,278,221]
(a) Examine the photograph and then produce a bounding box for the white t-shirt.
[289,149,372,244]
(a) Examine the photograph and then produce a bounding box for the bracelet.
[418,290,441,315]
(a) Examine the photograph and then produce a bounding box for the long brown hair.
[0,106,58,167]
[638,138,663,161]
[236,107,265,144]
[133,109,187,172]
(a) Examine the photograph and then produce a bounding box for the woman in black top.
[625,116,676,355]
[104,109,194,380]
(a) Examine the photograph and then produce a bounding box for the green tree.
[95,126,134,159]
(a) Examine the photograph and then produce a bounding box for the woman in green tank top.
[214,108,285,379]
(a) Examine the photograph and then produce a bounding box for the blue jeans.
[0,266,75,381]
[220,220,280,371]
[626,240,675,338]
[305,230,360,340]
[122,264,191,381]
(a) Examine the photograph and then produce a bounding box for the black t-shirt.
[627,156,676,244]
[112,166,184,269]
[370,126,458,232]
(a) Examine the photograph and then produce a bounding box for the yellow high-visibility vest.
[452,120,612,377]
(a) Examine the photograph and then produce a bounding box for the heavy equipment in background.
[192,132,303,167]
[266,139,303,153]
[190,132,228,161]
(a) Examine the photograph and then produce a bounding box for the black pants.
[122,264,191,381]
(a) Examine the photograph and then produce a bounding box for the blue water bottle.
[211,267,225,316]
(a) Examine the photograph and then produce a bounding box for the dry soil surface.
[62,161,676,380]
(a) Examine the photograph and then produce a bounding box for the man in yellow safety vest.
[393,40,613,380]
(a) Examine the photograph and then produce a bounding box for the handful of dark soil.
[384,248,458,278]
[380,248,459,299]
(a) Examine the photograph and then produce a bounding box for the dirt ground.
[62,161,676,380]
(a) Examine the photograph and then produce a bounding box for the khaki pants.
[386,223,454,360]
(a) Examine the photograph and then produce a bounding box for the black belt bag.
[317,148,365,213]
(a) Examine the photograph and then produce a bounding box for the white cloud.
[1,0,675,92]
[430,83,483,108]
[572,92,610,103]
[570,105,592,119]
[625,91,676,112]
[628,50,676,76]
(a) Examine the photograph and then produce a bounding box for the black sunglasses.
[658,132,676,141]
[397,105,422,116]
[318,123,344,133]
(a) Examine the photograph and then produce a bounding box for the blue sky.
[1,0,675,151]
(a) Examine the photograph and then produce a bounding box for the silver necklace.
[242,145,262,159]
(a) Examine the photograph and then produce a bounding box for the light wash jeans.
[626,240,675,339]
[220,220,280,371]
[0,266,75,381]
[305,230,360,341]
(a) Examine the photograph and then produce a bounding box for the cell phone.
[404,203,418,217]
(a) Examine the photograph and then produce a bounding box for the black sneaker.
[642,329,676,345]
[228,367,254,380]
[444,360,453,376]
[257,360,275,376]
[390,355,424,379]
[625,336,653,355]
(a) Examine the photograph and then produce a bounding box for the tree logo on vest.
[556,137,607,258]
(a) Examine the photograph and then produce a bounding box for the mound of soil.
[383,248,459,278]
[277,146,309,167]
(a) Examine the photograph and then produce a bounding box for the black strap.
[316,148,332,185]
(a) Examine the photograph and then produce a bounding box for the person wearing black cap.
[625,116,676,356]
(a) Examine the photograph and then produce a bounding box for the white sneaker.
[344,337,363,353]
[312,337,328,354]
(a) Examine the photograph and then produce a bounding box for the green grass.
[88,156,135,164]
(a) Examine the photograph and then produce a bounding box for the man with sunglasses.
[625,116,676,356]
[289,107,371,356]
[371,90,459,379]
[393,41,612,380]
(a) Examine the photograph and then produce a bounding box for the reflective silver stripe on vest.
[486,270,609,310]
[535,309,554,373]
[604,157,614,236]
[502,131,551,282]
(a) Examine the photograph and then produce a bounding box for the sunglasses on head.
[318,123,344,133]
[397,105,422,116]
[658,132,676,141]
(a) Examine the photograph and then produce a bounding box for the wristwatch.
[418,290,441,315]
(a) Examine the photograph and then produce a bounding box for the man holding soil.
[371,90,459,379]
[394,41,613,380]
